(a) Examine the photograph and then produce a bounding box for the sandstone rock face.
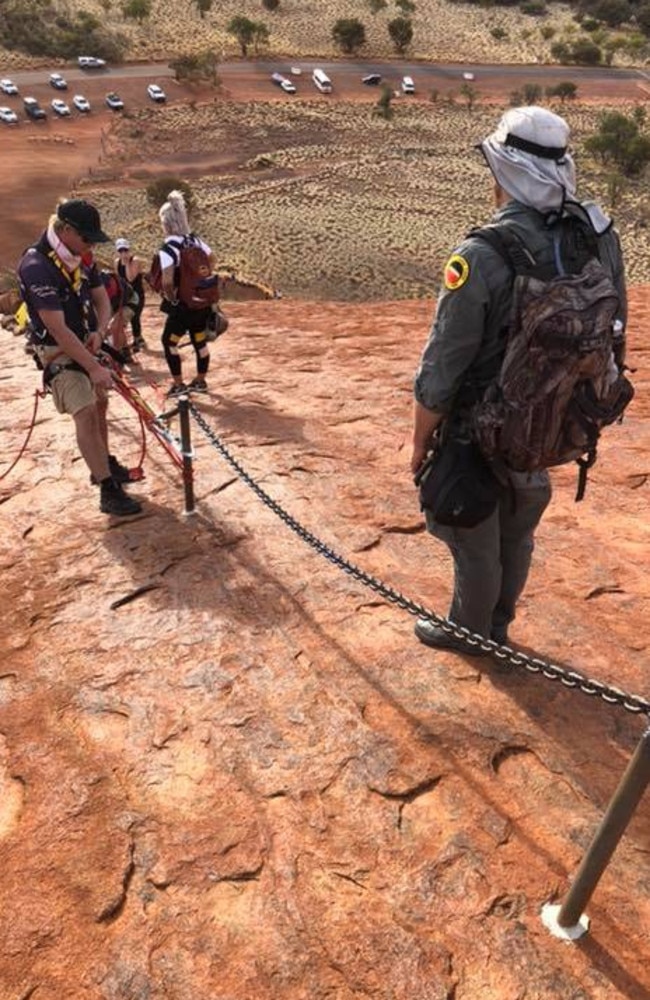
[1,297,649,999]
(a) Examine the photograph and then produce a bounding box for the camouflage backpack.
[471,217,634,499]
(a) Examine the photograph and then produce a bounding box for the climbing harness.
[188,402,650,720]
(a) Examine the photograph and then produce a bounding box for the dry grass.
[80,96,650,301]
[0,0,646,69]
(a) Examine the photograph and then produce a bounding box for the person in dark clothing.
[411,107,627,654]
[156,190,215,397]
[17,199,142,517]
[115,238,146,352]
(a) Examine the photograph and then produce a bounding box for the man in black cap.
[18,199,142,517]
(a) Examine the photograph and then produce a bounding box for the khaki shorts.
[35,346,96,417]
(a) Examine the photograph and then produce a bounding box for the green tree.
[122,0,150,21]
[193,0,213,18]
[550,40,571,61]
[636,4,650,35]
[546,80,577,101]
[170,49,220,85]
[331,18,367,53]
[253,21,270,53]
[387,15,413,52]
[227,15,257,55]
[262,0,280,10]
[585,111,650,175]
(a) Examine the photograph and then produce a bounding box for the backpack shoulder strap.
[469,225,537,274]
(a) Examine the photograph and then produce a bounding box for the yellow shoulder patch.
[443,253,470,291]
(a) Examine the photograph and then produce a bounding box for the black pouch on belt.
[415,436,501,529]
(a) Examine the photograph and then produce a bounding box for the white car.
[290,66,302,75]
[0,106,19,124]
[78,56,106,69]
[49,73,68,90]
[281,79,296,94]
[401,75,415,94]
[0,78,18,95]
[147,83,166,103]
[73,94,91,113]
[462,71,475,81]
[51,98,71,116]
[105,91,124,110]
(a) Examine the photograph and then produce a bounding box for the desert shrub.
[332,18,366,53]
[252,21,270,52]
[491,25,509,38]
[367,0,388,10]
[550,40,571,60]
[374,84,394,119]
[581,17,600,30]
[520,1,547,14]
[589,0,631,26]
[540,24,556,37]
[262,0,280,10]
[122,0,151,21]
[429,87,439,102]
[510,89,524,104]
[388,15,414,52]
[522,82,543,102]
[192,0,213,16]
[637,5,650,36]
[571,37,602,61]
[170,50,220,84]
[546,80,578,100]
[585,110,650,175]
[146,177,197,216]
[459,82,478,108]
[0,0,127,60]
[396,0,416,11]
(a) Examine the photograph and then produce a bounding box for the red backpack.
[149,235,220,310]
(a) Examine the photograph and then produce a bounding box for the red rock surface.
[1,294,649,998]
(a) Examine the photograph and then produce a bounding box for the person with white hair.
[411,106,627,654]
[156,189,216,397]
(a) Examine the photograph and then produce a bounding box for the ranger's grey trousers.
[426,470,552,639]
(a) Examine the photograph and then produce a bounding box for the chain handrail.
[189,404,650,719]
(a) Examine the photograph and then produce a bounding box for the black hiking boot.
[99,478,142,517]
[91,455,132,486]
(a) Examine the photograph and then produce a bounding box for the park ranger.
[410,106,627,653]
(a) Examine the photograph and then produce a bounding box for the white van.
[401,76,415,94]
[312,68,332,94]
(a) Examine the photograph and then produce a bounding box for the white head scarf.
[480,106,576,214]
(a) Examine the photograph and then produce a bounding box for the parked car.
[51,98,71,117]
[0,106,19,124]
[73,94,91,113]
[78,56,106,69]
[0,78,18,96]
[270,72,296,94]
[401,75,415,94]
[362,74,382,86]
[147,83,166,103]
[23,97,46,120]
[49,73,68,90]
[105,91,124,111]
[462,71,475,81]
[290,66,302,75]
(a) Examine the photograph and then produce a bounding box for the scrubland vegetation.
[3,0,650,68]
[82,98,650,300]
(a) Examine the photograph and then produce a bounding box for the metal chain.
[190,405,650,718]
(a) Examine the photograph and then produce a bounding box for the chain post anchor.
[177,394,196,516]
[541,721,650,941]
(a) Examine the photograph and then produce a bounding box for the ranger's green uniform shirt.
[415,200,627,419]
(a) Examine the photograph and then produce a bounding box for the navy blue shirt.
[17,233,102,345]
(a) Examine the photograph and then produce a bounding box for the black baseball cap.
[57,199,110,243]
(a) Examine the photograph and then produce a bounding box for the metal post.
[176,394,195,516]
[542,722,650,940]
